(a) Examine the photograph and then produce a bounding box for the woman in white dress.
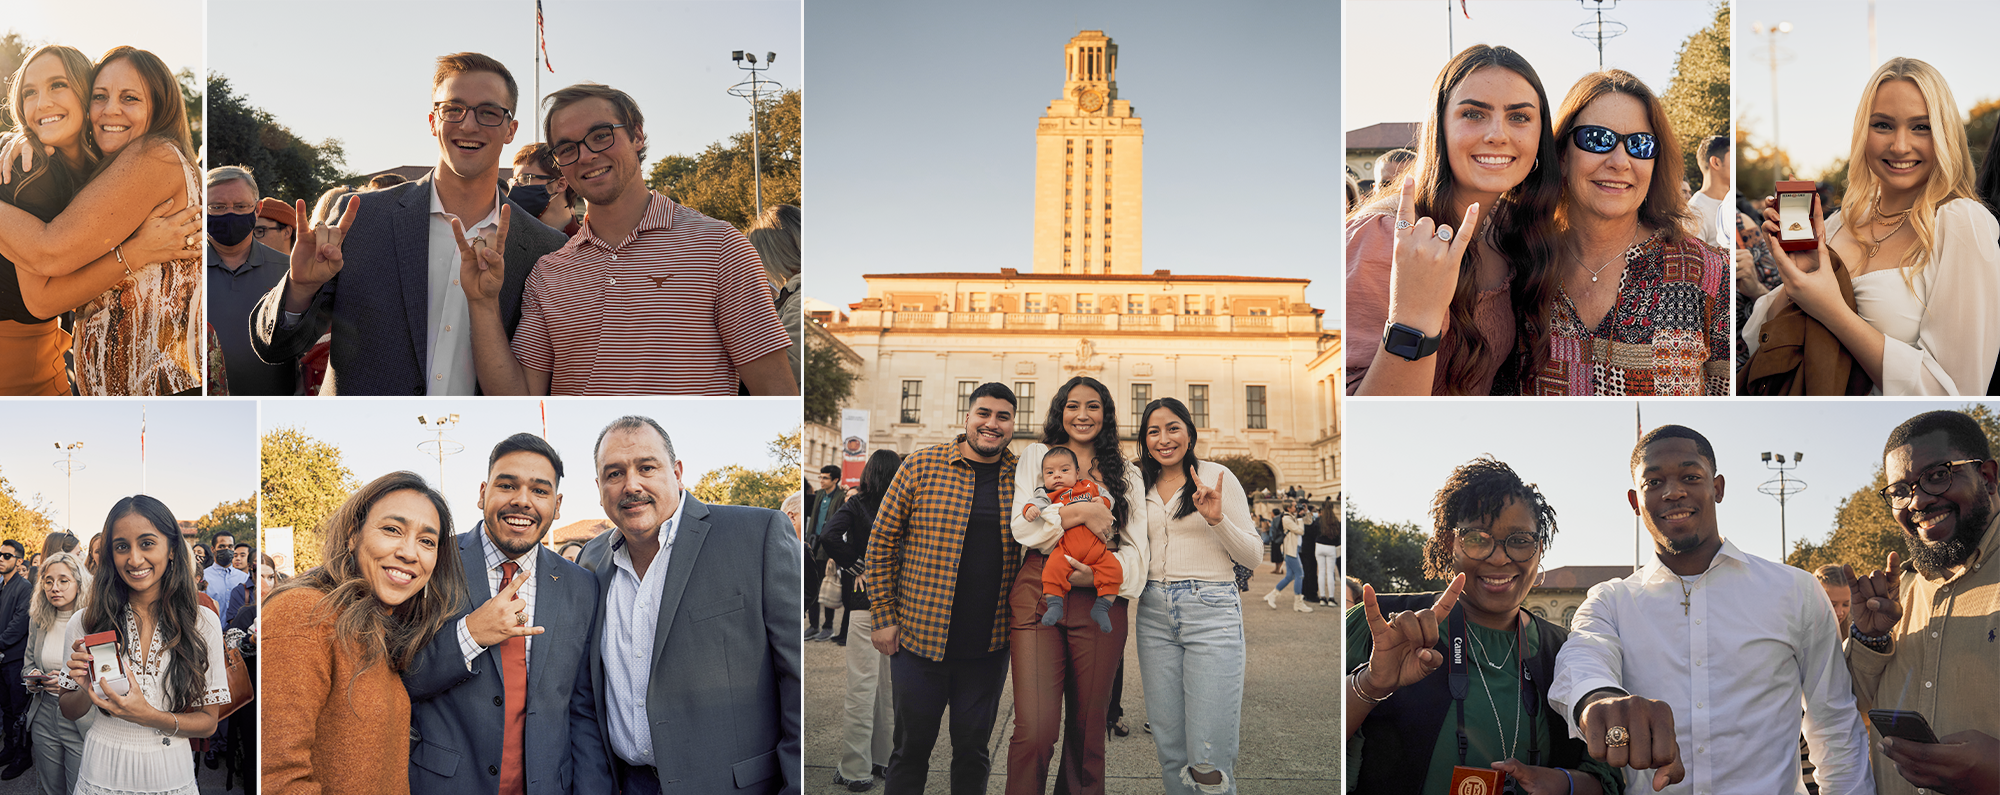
[1742,57,2000,395]
[60,496,226,795]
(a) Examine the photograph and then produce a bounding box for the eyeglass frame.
[252,222,289,240]
[1452,528,1544,564]
[511,171,557,186]
[1568,124,1659,160]
[550,123,628,166]
[1878,458,1985,508]
[432,101,514,128]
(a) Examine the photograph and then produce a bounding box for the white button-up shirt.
[424,182,502,396]
[602,494,684,767]
[1550,538,1873,795]
[455,528,539,671]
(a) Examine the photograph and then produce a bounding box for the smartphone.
[1775,180,1819,252]
[80,630,130,698]
[1868,709,1941,744]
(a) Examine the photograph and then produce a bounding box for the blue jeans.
[1273,555,1304,594]
[1135,581,1244,794]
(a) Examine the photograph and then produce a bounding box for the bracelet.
[1349,663,1391,704]
[1850,623,1893,652]
[115,245,132,279]
[157,712,178,738]
[1559,767,1574,795]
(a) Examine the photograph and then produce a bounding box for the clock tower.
[1033,30,1143,275]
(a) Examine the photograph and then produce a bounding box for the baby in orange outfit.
[1021,446,1121,633]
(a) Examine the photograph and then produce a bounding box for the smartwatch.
[1381,322,1442,362]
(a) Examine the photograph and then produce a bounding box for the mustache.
[618,495,656,509]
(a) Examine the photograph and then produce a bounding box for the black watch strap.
[1381,322,1442,362]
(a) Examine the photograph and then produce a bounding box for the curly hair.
[1421,456,1558,578]
[1040,377,1132,535]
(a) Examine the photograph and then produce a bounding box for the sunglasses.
[0,553,16,561]
[1571,125,1658,160]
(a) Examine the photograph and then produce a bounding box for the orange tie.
[498,561,528,795]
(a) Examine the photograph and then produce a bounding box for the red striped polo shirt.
[512,193,791,395]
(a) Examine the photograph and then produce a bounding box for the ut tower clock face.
[1078,88,1106,112]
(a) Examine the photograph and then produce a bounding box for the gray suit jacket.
[403,528,613,794]
[577,496,803,795]
[247,172,567,395]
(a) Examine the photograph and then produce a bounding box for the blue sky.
[208,0,801,176]
[806,0,1342,314]
[1344,398,1978,572]
[0,400,257,543]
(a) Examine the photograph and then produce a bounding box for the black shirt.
[945,457,1005,660]
[0,156,84,324]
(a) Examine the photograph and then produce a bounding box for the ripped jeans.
[1134,580,1244,794]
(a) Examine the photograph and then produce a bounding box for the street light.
[416,415,464,492]
[728,49,784,219]
[1751,21,1793,187]
[51,442,85,534]
[1758,451,1807,564]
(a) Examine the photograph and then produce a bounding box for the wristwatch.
[1381,321,1442,361]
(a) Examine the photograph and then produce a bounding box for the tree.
[803,333,856,425]
[0,469,57,554]
[646,89,801,229]
[690,429,802,510]
[0,32,32,132]
[1662,2,1731,185]
[770,427,802,475]
[206,73,350,205]
[1211,455,1276,496]
[260,427,359,572]
[194,495,257,550]
[1787,404,2000,573]
[1344,502,1448,594]
[1735,124,1792,206]
[1967,98,2000,175]
[178,68,202,145]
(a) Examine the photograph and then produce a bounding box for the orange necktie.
[498,561,528,795]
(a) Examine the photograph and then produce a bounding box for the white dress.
[1742,198,2000,395]
[62,607,228,795]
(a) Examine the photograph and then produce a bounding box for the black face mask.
[207,212,256,246]
[509,184,552,218]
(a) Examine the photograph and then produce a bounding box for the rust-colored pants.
[1040,524,1123,598]
[1006,551,1128,795]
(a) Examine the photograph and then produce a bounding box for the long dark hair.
[84,495,207,713]
[1977,106,2000,217]
[1040,376,1132,532]
[87,46,195,175]
[268,472,466,677]
[1137,398,1201,520]
[854,449,901,515]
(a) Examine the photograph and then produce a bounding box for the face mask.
[509,183,552,218]
[207,212,256,246]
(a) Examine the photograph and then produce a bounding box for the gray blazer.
[577,496,803,794]
[247,172,567,395]
[403,528,612,794]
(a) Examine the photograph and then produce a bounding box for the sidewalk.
[803,567,1341,794]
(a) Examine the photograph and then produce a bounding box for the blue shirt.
[601,494,684,767]
[202,564,248,613]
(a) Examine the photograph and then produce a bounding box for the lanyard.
[1448,608,1540,767]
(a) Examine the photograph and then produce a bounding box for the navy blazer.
[577,496,803,795]
[247,172,567,395]
[403,527,613,795]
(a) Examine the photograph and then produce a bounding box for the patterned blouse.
[1528,231,1730,395]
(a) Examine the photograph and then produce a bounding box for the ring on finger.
[1395,219,1415,231]
[1605,725,1630,747]
[1436,225,1454,242]
[515,611,528,626]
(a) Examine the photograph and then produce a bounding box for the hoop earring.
[1532,157,1539,171]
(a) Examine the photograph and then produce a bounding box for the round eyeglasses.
[1455,529,1542,563]
[551,124,628,166]
[1879,458,1983,508]
[1570,124,1658,160]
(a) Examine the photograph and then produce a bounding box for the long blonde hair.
[1841,58,1980,285]
[5,45,99,190]
[29,551,90,642]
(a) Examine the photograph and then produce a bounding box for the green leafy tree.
[804,333,856,426]
[770,427,802,475]
[260,427,359,571]
[1662,2,1731,185]
[646,89,801,229]
[1788,404,2000,573]
[0,32,33,132]
[1345,502,1448,594]
[0,469,57,554]
[1735,124,1792,205]
[1211,455,1276,495]
[690,430,802,510]
[206,72,350,205]
[1967,98,2000,177]
[194,495,257,550]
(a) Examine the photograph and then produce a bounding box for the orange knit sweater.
[261,587,412,795]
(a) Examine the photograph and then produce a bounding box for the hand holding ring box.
[1775,180,1819,252]
[80,630,131,698]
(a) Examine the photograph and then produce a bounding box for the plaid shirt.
[866,435,1018,661]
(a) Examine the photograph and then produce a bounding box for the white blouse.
[1142,460,1263,583]
[64,606,229,795]
[1011,443,1149,601]
[1743,198,2000,395]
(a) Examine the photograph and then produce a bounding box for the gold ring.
[515,611,528,626]
[1606,726,1630,748]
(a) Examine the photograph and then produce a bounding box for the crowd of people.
[0,43,204,396]
[1346,411,2000,794]
[202,51,800,397]
[795,376,1324,795]
[263,414,802,795]
[1344,44,1731,396]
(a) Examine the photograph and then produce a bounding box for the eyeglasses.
[1570,124,1659,160]
[206,202,257,214]
[1455,529,1542,563]
[433,101,513,127]
[512,172,556,185]
[1879,459,1984,508]
[551,124,627,166]
[0,553,17,561]
[253,224,288,239]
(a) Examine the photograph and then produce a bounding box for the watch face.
[1079,89,1106,112]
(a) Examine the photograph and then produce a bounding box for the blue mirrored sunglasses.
[1571,125,1658,159]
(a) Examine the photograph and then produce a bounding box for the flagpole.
[140,404,148,495]
[534,1,541,142]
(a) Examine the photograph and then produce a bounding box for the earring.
[1533,157,1539,171]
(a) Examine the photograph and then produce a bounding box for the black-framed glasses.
[1879,459,1984,508]
[433,101,513,127]
[1455,529,1542,563]
[253,224,288,239]
[1570,124,1659,160]
[551,124,627,166]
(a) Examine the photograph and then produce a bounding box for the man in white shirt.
[1550,425,1872,794]
[1690,136,1732,249]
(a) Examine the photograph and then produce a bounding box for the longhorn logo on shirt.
[647,275,672,288]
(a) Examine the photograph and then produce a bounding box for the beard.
[488,514,549,558]
[1906,499,1991,578]
[1663,533,1705,554]
[968,432,1007,458]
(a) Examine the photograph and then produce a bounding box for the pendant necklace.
[1578,228,1642,284]
[1676,568,1713,616]
[1467,623,1522,761]
[1866,217,1907,260]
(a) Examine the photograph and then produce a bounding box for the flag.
[1460,0,1471,18]
[538,0,555,72]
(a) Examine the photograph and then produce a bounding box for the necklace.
[1866,216,1908,259]
[1467,624,1522,761]
[1577,228,1643,284]
[1874,206,1912,220]
[1676,568,1713,616]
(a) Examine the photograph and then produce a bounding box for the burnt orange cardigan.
[261,587,412,795]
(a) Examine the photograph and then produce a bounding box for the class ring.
[1605,726,1630,748]
[1436,225,1453,242]
[1395,219,1414,231]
